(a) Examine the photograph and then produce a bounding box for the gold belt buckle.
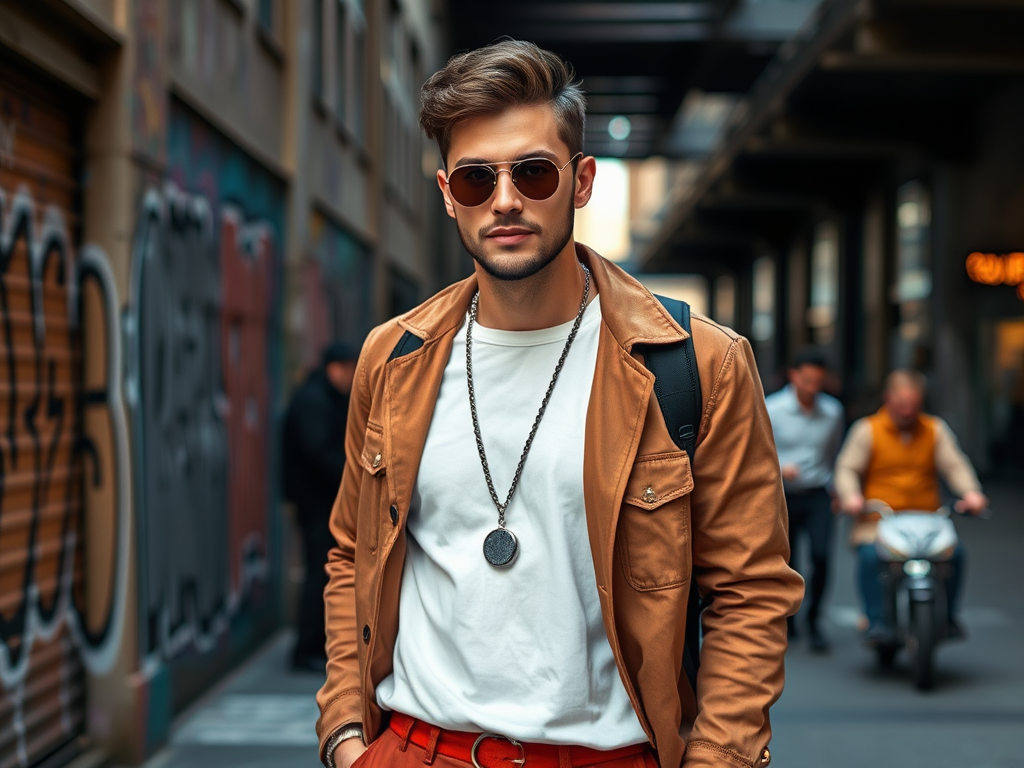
[471,732,526,768]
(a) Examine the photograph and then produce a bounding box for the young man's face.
[437,103,595,281]
[788,363,825,406]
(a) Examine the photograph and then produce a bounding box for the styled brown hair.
[420,40,586,164]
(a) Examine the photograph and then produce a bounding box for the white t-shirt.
[376,294,646,748]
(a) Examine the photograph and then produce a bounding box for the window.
[714,275,736,328]
[312,0,324,99]
[259,0,274,32]
[892,181,932,366]
[351,18,366,141]
[807,221,840,344]
[752,257,776,343]
[334,1,347,122]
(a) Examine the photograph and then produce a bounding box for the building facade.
[0,0,449,765]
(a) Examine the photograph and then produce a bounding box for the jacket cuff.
[683,740,771,768]
[317,690,363,765]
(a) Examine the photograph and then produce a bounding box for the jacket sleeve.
[684,337,804,768]
[315,329,381,763]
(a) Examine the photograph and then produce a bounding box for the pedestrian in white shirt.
[765,349,845,652]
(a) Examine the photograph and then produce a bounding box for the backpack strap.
[645,294,704,698]
[646,295,701,460]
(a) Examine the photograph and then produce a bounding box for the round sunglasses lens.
[512,160,559,200]
[449,166,494,207]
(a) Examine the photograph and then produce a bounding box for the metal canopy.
[639,0,1024,270]
[445,0,821,158]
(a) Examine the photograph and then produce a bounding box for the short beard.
[457,203,575,282]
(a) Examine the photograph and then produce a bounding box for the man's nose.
[490,168,523,214]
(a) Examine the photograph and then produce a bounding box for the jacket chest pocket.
[359,423,388,553]
[617,451,694,591]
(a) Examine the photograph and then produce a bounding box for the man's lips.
[485,227,535,245]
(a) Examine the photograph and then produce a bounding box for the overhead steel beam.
[513,3,720,22]
[819,51,1024,73]
[583,76,668,94]
[586,94,662,113]
[497,22,715,43]
[640,0,867,268]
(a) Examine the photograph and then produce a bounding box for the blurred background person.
[282,341,358,672]
[766,348,845,652]
[834,369,989,644]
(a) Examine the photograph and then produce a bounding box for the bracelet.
[324,724,365,768]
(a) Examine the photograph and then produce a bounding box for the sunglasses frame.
[445,152,584,207]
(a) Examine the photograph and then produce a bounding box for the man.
[282,341,357,671]
[835,370,988,643]
[765,349,844,652]
[316,41,802,768]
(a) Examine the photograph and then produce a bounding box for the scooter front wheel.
[908,599,937,690]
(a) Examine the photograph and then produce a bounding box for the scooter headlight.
[903,559,932,577]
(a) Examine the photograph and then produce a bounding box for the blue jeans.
[857,543,964,628]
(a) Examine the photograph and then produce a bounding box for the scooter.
[867,501,974,690]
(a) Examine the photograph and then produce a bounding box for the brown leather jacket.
[316,246,803,768]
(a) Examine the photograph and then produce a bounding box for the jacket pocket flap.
[624,451,693,511]
[360,425,386,476]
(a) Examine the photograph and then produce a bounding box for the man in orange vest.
[835,370,988,643]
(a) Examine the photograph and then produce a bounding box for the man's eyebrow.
[453,149,560,168]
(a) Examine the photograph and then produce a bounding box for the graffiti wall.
[125,100,283,714]
[0,65,130,768]
[301,211,372,370]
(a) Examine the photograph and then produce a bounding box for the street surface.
[774,480,1024,768]
[136,483,1024,768]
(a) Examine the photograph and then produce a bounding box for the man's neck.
[473,243,591,331]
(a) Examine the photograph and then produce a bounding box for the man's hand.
[332,738,368,768]
[955,490,989,516]
[841,493,865,516]
[781,464,801,482]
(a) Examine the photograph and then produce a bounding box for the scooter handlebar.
[858,499,992,519]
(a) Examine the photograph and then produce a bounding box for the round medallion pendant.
[483,528,519,567]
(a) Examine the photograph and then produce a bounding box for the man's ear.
[437,170,457,219]
[573,155,597,209]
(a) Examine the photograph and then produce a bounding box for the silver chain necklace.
[466,263,591,567]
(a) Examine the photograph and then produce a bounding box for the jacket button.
[362,625,371,644]
[389,505,399,525]
[642,486,656,504]
[372,453,382,468]
[761,748,771,764]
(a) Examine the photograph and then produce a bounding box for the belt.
[389,711,649,768]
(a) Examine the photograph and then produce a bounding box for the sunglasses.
[445,153,583,207]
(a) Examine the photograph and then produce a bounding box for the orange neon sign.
[966,252,1024,301]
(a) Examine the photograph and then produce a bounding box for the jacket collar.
[395,243,689,351]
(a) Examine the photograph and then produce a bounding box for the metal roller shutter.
[0,59,87,768]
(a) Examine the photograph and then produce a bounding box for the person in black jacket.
[283,341,357,672]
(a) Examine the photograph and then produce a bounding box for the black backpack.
[387,293,705,694]
[645,295,704,698]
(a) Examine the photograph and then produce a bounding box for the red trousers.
[351,713,659,768]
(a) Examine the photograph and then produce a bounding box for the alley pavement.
[140,483,1024,768]
[775,480,1024,768]
[137,631,326,768]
